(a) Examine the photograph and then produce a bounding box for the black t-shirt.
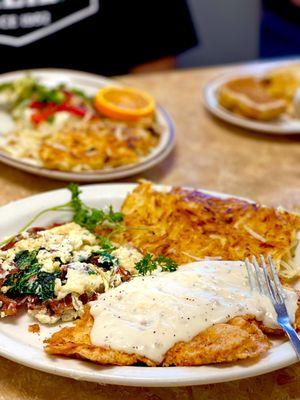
[262,0,300,24]
[0,0,198,76]
[261,0,300,56]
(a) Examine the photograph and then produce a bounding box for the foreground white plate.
[0,69,175,181]
[203,59,300,134]
[0,184,297,387]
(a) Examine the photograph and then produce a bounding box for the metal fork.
[245,255,300,360]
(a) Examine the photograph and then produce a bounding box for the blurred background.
[178,0,261,69]
[179,0,300,69]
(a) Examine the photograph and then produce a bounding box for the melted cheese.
[90,261,298,363]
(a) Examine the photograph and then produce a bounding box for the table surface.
[1,62,300,399]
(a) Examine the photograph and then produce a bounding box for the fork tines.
[245,255,300,359]
[245,255,285,304]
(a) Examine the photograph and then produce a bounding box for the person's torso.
[0,0,131,75]
[0,0,198,75]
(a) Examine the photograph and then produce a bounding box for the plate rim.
[0,69,175,181]
[0,183,297,387]
[203,59,300,135]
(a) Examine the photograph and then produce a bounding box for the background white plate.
[203,59,300,134]
[0,184,297,387]
[0,69,175,181]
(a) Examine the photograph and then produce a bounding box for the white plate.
[0,183,297,387]
[0,69,175,181]
[203,59,300,134]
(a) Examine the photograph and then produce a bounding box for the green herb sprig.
[96,235,117,252]
[69,183,123,231]
[135,254,178,276]
[155,255,178,272]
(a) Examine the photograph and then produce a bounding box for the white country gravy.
[89,261,298,363]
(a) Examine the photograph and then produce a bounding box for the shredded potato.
[39,118,160,171]
[97,182,300,281]
[0,117,160,172]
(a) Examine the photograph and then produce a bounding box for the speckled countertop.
[0,63,300,399]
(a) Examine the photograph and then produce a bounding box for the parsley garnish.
[69,183,123,231]
[155,255,178,272]
[135,254,157,276]
[97,236,116,252]
[135,254,178,276]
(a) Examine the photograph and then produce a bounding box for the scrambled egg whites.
[0,222,142,324]
[55,262,105,301]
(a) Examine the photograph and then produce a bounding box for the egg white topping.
[0,222,143,324]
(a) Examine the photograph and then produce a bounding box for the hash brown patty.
[96,182,300,281]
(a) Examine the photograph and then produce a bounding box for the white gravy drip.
[90,261,298,363]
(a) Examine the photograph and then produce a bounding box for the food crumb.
[28,324,40,334]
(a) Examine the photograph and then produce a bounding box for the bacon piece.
[60,264,68,281]
[19,295,39,308]
[79,292,98,304]
[118,267,131,282]
[47,295,73,316]
[0,235,22,251]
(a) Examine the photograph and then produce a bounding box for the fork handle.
[279,322,300,360]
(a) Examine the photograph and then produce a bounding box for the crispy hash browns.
[39,119,159,172]
[45,308,271,366]
[96,182,300,281]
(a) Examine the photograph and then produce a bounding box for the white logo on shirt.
[0,0,99,46]
[0,0,61,9]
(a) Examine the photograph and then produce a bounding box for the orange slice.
[94,86,155,121]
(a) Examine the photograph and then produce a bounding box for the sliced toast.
[218,76,287,121]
